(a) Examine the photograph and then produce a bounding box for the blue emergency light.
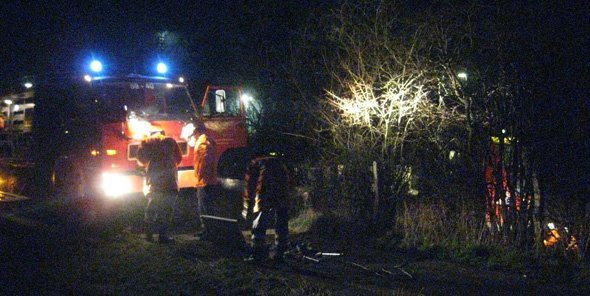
[157,62,168,74]
[90,60,103,72]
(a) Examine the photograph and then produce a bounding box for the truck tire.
[52,157,85,199]
[217,147,252,180]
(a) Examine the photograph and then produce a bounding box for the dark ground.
[1,195,589,296]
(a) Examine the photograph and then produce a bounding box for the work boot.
[158,223,173,244]
[270,247,285,264]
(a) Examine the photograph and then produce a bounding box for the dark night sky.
[0,1,316,84]
[1,1,204,79]
[1,1,589,185]
[3,1,586,91]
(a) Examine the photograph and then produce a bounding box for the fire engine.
[0,61,249,199]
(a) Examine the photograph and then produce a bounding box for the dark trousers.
[251,207,289,259]
[195,185,220,232]
[196,185,218,216]
[145,189,177,238]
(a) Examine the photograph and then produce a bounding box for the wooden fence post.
[372,161,380,223]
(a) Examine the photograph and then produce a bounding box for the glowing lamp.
[90,60,103,72]
[157,62,167,74]
[241,94,253,104]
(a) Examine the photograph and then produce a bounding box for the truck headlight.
[102,173,133,198]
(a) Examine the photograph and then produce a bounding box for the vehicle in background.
[0,68,249,200]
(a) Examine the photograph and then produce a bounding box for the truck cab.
[0,73,249,200]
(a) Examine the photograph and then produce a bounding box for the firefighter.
[193,121,219,236]
[242,155,292,263]
[137,132,183,244]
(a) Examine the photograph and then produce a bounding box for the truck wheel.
[218,147,252,179]
[52,158,85,199]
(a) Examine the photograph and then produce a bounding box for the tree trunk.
[532,171,544,251]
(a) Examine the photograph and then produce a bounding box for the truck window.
[91,81,193,122]
[215,90,226,113]
[202,88,242,118]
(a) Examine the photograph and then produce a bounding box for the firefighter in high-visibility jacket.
[193,125,219,235]
[242,155,292,263]
[137,132,183,244]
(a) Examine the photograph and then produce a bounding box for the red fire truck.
[0,66,248,199]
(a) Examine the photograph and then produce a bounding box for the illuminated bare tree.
[311,0,561,250]
[314,1,468,226]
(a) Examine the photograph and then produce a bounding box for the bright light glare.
[457,72,468,80]
[102,173,133,198]
[157,62,167,74]
[24,82,33,88]
[178,77,185,83]
[180,123,197,147]
[84,75,92,82]
[90,60,103,72]
[241,94,253,104]
[128,117,152,140]
[4,99,13,105]
[449,150,456,161]
[166,83,173,88]
[218,178,242,190]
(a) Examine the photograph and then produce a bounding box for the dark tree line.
[263,0,590,255]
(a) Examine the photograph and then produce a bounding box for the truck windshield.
[92,80,194,122]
